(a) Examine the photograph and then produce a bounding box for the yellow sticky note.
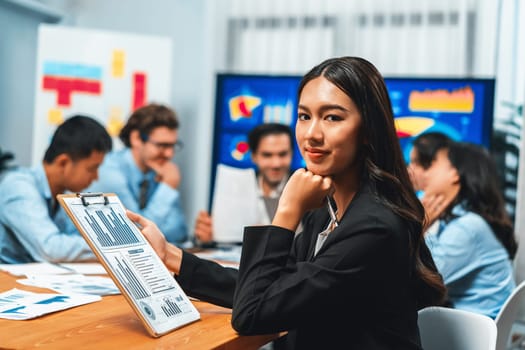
[112,50,125,78]
[47,108,64,125]
[107,107,124,137]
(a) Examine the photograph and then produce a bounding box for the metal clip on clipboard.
[77,192,109,206]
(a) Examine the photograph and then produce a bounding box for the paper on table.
[0,288,101,320]
[0,262,71,276]
[59,262,107,275]
[211,164,259,243]
[0,262,107,277]
[17,274,120,295]
[194,245,242,266]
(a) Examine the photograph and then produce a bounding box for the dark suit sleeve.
[175,250,238,308]
[232,214,408,335]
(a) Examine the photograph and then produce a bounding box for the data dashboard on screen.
[210,73,495,199]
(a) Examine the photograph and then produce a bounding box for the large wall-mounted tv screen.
[212,74,303,171]
[387,77,495,160]
[210,74,496,199]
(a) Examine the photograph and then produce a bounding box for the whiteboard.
[32,24,172,164]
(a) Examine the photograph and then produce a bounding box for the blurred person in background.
[0,115,112,263]
[194,122,294,245]
[422,141,517,318]
[88,103,188,245]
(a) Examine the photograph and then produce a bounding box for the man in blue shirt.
[88,104,188,245]
[0,115,112,263]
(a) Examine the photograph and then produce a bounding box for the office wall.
[0,0,63,166]
[43,0,217,229]
[0,0,225,235]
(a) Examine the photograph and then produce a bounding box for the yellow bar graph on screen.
[408,86,474,113]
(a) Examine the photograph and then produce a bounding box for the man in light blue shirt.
[0,116,112,263]
[88,104,188,245]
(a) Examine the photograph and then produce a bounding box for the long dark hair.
[298,56,446,308]
[446,142,517,259]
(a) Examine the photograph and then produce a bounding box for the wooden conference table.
[0,270,280,349]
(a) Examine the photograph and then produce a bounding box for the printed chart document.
[0,262,74,276]
[57,193,200,337]
[17,274,120,296]
[59,262,107,275]
[0,262,107,277]
[211,164,259,243]
[0,288,100,320]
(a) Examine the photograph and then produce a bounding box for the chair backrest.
[418,306,497,350]
[495,281,525,350]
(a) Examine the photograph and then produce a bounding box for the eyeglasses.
[142,135,184,152]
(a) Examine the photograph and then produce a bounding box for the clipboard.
[57,192,200,337]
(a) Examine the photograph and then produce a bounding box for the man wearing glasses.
[88,103,188,245]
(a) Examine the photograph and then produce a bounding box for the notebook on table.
[57,192,200,337]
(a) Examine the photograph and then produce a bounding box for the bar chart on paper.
[161,296,185,317]
[58,194,201,336]
[112,254,151,299]
[106,249,178,300]
[71,203,143,248]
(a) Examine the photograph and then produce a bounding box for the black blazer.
[177,182,423,350]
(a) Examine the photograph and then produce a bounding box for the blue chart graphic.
[82,207,140,247]
[0,293,26,304]
[36,296,70,304]
[113,256,150,299]
[161,297,182,317]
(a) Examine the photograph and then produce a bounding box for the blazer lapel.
[307,210,331,260]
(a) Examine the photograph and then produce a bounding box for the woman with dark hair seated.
[422,141,517,318]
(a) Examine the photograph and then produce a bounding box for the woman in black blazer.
[128,56,446,350]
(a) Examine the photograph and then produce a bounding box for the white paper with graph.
[57,193,200,337]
